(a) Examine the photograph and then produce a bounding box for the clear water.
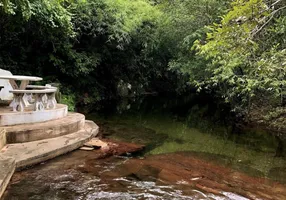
[3,96,286,199]
[90,96,286,180]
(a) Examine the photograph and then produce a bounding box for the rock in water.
[84,138,108,148]
[79,146,94,151]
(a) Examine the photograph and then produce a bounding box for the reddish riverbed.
[3,142,286,200]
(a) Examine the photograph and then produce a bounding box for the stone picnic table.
[0,75,58,112]
[0,75,42,90]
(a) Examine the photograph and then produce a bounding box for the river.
[2,95,286,199]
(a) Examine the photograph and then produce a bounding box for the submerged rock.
[3,143,286,200]
[268,167,286,184]
[54,174,76,182]
[101,152,286,200]
[98,139,145,158]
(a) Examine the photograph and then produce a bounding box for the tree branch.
[271,0,283,8]
[251,5,286,38]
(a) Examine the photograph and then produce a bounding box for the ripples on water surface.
[3,152,256,200]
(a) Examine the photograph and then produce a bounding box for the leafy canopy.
[193,0,286,109]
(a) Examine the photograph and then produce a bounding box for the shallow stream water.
[3,96,286,199]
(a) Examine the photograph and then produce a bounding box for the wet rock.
[102,152,286,200]
[84,138,108,148]
[54,174,76,182]
[134,165,161,181]
[97,139,145,158]
[79,146,94,151]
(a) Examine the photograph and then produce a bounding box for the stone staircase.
[0,107,99,198]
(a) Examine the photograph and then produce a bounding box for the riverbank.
[247,104,286,138]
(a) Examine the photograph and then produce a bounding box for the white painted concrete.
[0,69,13,101]
[0,104,68,126]
[0,75,42,81]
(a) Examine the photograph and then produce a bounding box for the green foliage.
[104,0,161,45]
[0,0,73,31]
[1,0,285,125]
[61,93,76,111]
[0,0,166,101]
[155,0,228,93]
[193,0,286,112]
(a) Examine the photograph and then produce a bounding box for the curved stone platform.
[0,100,100,200]
[0,120,99,198]
[0,120,98,169]
[0,104,68,126]
[4,113,85,143]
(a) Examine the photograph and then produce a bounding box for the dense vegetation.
[0,0,286,130]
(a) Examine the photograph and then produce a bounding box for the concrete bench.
[9,88,57,112]
[26,84,53,89]
[24,85,56,106]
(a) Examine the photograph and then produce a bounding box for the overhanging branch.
[251,5,286,38]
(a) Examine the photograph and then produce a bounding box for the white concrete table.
[0,75,42,90]
[0,75,43,112]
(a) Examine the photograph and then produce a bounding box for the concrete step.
[4,113,86,144]
[0,120,99,169]
[0,129,6,149]
[0,156,15,198]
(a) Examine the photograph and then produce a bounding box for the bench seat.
[9,88,57,112]
[10,88,56,93]
[26,85,56,89]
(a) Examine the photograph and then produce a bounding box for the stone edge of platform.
[0,120,99,199]
[16,121,99,169]
[0,104,68,126]
[5,113,86,144]
[0,156,15,199]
